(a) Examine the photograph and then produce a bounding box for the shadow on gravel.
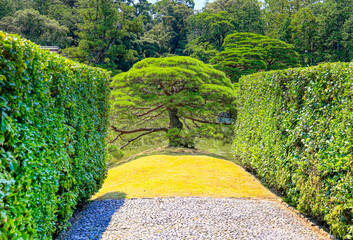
[61,192,126,240]
[95,191,127,201]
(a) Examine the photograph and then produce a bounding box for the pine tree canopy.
[110,56,236,147]
[211,32,300,82]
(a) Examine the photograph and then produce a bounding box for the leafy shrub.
[0,32,110,239]
[107,145,124,160]
[166,128,196,148]
[234,62,353,239]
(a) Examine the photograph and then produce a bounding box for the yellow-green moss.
[92,155,275,200]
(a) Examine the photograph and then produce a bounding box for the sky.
[147,0,215,10]
[147,0,264,10]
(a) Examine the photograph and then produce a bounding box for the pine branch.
[119,131,155,150]
[111,126,169,134]
[183,116,232,125]
[132,104,165,117]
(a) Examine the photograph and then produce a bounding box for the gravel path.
[63,198,329,240]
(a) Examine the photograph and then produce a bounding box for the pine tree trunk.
[169,109,183,129]
[168,109,183,147]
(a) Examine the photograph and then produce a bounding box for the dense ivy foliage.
[233,63,353,239]
[0,32,110,239]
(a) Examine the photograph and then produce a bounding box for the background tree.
[2,0,353,71]
[0,0,81,46]
[341,14,353,61]
[211,45,266,82]
[184,39,219,63]
[207,0,264,34]
[63,0,144,72]
[145,0,193,56]
[0,9,70,47]
[130,0,153,24]
[315,0,353,62]
[204,0,264,34]
[110,56,236,148]
[0,0,15,19]
[186,11,235,51]
[290,7,317,66]
[143,23,171,55]
[184,0,264,63]
[211,32,300,82]
[46,0,81,46]
[262,0,317,38]
[66,0,121,65]
[10,0,35,12]
[184,11,234,62]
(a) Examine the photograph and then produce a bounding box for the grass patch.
[108,146,231,169]
[196,138,234,160]
[107,138,234,167]
[92,155,276,200]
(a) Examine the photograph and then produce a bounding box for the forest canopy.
[1,0,353,74]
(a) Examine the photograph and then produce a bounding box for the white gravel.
[62,198,329,240]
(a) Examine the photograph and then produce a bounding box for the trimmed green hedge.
[234,62,353,239]
[0,32,110,239]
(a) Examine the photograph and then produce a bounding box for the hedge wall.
[0,32,110,239]
[234,63,353,239]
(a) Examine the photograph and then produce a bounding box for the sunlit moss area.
[107,138,233,167]
[92,155,276,200]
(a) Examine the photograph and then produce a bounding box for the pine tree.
[110,56,236,148]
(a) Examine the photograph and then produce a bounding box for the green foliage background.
[233,63,353,239]
[0,32,110,239]
[2,0,353,71]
